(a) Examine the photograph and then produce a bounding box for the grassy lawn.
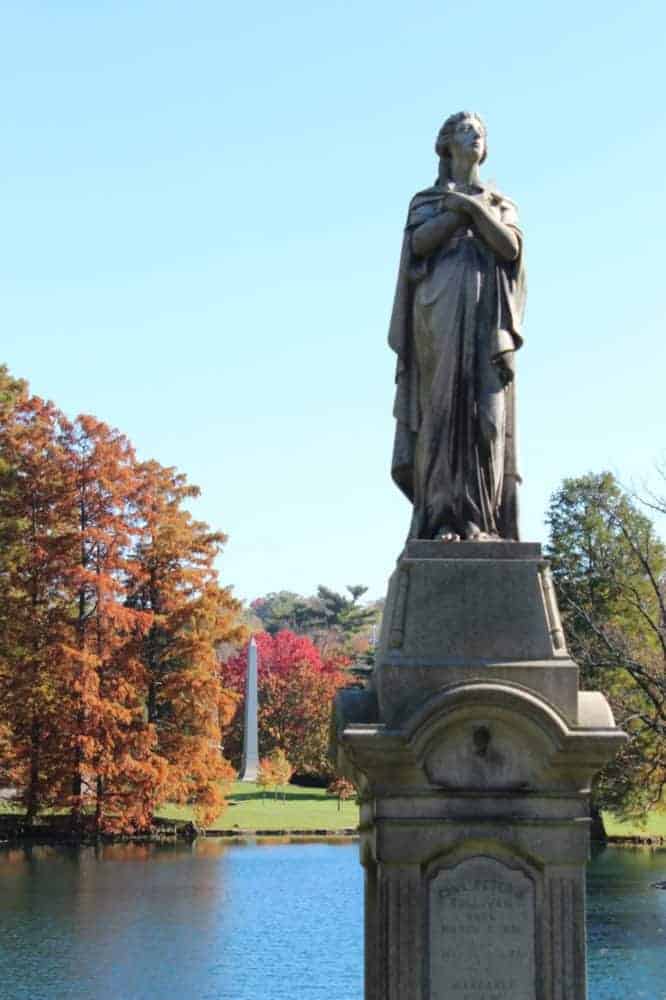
[0,801,21,815]
[4,787,665,839]
[602,811,666,838]
[157,782,359,832]
[164,793,664,838]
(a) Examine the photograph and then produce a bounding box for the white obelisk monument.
[239,636,259,781]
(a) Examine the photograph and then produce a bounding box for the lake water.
[0,840,664,1000]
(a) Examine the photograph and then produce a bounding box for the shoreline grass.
[157,782,359,832]
[601,811,666,839]
[3,786,665,841]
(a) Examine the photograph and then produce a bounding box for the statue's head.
[435,111,487,176]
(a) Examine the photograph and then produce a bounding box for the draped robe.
[389,183,526,540]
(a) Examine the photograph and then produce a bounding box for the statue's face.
[448,116,485,162]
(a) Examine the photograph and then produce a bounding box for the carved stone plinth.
[332,543,625,1000]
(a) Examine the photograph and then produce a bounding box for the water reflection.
[0,840,363,1000]
[587,846,666,1000]
[0,842,664,999]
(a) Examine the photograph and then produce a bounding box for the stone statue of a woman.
[389,111,526,541]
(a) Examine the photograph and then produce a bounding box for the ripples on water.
[0,840,664,999]
[587,846,666,1000]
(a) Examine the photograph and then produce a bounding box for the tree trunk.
[590,802,607,842]
[24,715,41,826]
[94,775,103,836]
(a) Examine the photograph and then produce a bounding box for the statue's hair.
[435,111,487,171]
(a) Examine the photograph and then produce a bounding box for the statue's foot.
[438,526,460,542]
[463,522,499,541]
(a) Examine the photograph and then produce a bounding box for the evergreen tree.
[251,584,380,661]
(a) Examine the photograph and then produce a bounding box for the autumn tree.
[223,630,348,780]
[55,415,166,834]
[0,400,160,832]
[0,396,72,823]
[256,756,276,801]
[268,748,293,799]
[546,471,666,820]
[125,460,244,826]
[327,776,356,811]
[0,363,29,632]
[0,365,246,834]
[257,748,292,801]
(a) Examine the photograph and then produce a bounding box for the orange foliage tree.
[0,369,244,834]
[125,460,244,826]
[0,395,73,822]
[56,415,164,834]
[257,748,293,800]
[327,776,356,811]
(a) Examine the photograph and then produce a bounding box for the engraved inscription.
[429,856,536,1000]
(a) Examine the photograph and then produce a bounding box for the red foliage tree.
[223,630,349,779]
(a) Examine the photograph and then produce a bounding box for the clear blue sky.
[2,1,665,604]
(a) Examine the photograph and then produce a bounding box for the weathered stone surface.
[333,546,626,1000]
[377,660,580,729]
[379,543,560,664]
[404,540,542,560]
[373,543,576,727]
[429,856,536,1000]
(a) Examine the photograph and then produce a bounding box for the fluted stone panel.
[378,865,423,1000]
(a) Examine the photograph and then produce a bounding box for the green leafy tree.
[546,471,666,821]
[0,364,27,414]
[251,591,319,635]
[310,585,380,668]
[316,585,374,632]
[251,585,379,662]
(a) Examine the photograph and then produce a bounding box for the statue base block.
[332,542,625,1000]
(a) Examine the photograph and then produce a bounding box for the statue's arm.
[469,201,520,262]
[411,210,465,257]
[443,192,520,262]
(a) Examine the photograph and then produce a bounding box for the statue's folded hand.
[442,191,477,215]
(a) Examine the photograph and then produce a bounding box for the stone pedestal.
[333,543,625,1000]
